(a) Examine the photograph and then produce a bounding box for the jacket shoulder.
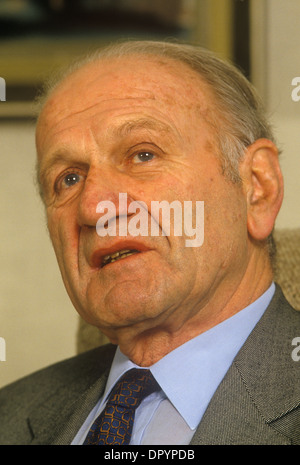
[0,344,116,444]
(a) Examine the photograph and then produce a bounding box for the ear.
[240,139,284,241]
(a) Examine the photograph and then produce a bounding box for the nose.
[77,165,133,229]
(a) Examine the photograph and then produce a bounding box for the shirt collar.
[103,283,275,430]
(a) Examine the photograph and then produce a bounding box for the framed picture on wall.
[0,0,249,119]
[0,0,199,118]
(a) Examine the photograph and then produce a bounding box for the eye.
[132,151,155,163]
[55,171,85,192]
[63,173,81,187]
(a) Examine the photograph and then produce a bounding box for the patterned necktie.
[83,368,159,445]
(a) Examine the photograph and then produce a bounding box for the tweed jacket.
[0,285,299,445]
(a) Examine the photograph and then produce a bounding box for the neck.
[102,249,273,367]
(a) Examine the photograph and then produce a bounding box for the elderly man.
[0,41,299,445]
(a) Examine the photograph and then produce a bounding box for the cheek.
[47,207,79,263]
[140,173,198,205]
[205,193,248,263]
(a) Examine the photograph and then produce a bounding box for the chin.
[83,292,165,331]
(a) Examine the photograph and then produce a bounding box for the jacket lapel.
[27,371,108,445]
[27,345,116,445]
[51,372,109,445]
[191,285,300,444]
[190,365,290,444]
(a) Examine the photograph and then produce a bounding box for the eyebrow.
[110,117,175,139]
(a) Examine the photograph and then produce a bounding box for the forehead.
[52,54,208,101]
[36,55,214,153]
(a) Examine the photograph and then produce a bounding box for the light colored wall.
[0,122,78,388]
[251,0,300,230]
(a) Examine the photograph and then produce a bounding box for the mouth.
[90,240,151,269]
[101,249,140,267]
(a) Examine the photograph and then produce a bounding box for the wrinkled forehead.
[39,55,212,117]
[35,55,215,155]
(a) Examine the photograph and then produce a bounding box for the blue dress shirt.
[72,283,275,445]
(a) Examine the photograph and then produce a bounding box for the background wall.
[1,0,300,388]
[251,0,300,230]
[0,121,79,387]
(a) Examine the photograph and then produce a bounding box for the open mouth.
[101,249,140,267]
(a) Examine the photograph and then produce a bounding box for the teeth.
[103,250,130,261]
[102,249,138,266]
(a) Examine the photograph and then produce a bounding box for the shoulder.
[236,284,300,368]
[0,344,116,422]
[233,285,300,443]
[263,283,300,333]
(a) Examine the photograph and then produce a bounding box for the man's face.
[36,55,249,343]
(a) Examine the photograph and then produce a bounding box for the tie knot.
[108,368,159,410]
